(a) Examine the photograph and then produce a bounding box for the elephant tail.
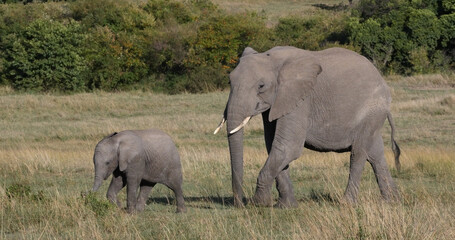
[387,112,401,172]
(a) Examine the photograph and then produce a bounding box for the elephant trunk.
[227,106,247,207]
[92,175,103,192]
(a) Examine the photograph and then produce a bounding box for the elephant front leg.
[252,144,289,207]
[106,170,126,208]
[253,110,307,207]
[262,111,298,208]
[126,176,142,213]
[274,166,298,208]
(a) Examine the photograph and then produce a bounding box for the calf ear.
[269,56,321,121]
[118,136,143,172]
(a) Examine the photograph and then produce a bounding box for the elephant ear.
[118,135,143,172]
[269,56,322,121]
[241,47,258,57]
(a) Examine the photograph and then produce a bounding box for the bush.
[185,64,229,93]
[407,8,441,49]
[440,13,455,47]
[84,26,148,91]
[2,0,452,93]
[70,0,156,32]
[143,0,194,24]
[273,12,350,51]
[83,192,114,217]
[185,12,267,71]
[6,183,45,202]
[349,0,454,74]
[3,19,87,92]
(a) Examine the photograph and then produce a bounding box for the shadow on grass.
[148,191,339,209]
[147,196,236,209]
[296,188,339,204]
[312,3,349,11]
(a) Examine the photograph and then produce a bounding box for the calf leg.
[106,170,126,207]
[136,181,156,212]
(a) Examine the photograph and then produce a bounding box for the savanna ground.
[1,74,454,239]
[1,0,455,239]
[212,0,350,26]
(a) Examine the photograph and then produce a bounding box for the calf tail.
[387,112,401,172]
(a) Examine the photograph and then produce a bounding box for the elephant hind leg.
[343,143,368,203]
[163,173,186,213]
[136,181,156,212]
[367,134,400,201]
[172,185,186,213]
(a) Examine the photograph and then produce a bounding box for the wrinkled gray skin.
[91,129,186,213]
[218,46,401,208]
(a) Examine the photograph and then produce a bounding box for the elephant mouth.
[255,102,271,114]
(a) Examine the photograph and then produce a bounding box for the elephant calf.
[91,129,186,213]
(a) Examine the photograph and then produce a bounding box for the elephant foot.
[250,192,273,207]
[274,197,298,208]
[341,193,358,205]
[126,205,138,214]
[126,209,136,214]
[176,205,187,213]
[381,189,401,203]
[107,196,122,208]
[135,203,146,212]
[233,195,246,208]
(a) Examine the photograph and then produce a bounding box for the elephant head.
[214,47,322,206]
[91,132,144,192]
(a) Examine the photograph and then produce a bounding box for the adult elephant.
[214,46,401,208]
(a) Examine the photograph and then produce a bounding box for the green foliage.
[71,0,156,32]
[349,0,455,74]
[6,183,46,202]
[3,19,87,92]
[442,0,455,12]
[354,0,403,19]
[83,192,115,217]
[440,13,455,47]
[274,12,350,50]
[186,12,266,69]
[84,27,148,91]
[407,8,441,49]
[143,0,194,24]
[1,0,454,93]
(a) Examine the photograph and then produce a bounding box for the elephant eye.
[258,81,265,90]
[258,81,267,93]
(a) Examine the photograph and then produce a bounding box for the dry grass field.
[1,74,454,239]
[211,0,351,26]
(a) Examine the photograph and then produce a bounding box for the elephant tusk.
[229,116,251,134]
[213,117,226,134]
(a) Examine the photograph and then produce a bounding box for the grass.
[211,0,351,26]
[1,1,455,238]
[1,74,454,239]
